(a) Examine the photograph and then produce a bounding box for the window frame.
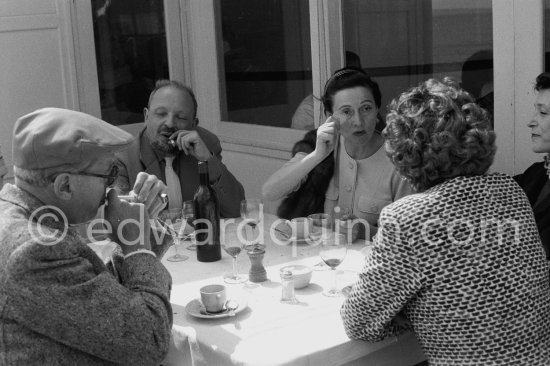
[184,0,346,159]
[72,0,190,121]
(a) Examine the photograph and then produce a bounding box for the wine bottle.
[193,161,221,262]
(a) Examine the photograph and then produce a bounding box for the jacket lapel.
[139,131,164,181]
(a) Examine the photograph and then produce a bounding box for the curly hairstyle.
[383,78,496,191]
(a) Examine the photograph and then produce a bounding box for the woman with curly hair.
[262,67,413,240]
[341,78,550,365]
[514,72,550,259]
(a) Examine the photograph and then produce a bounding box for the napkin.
[87,239,119,264]
[162,325,206,366]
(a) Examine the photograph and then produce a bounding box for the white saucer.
[185,297,248,319]
[290,236,311,245]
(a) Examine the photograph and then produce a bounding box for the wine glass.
[308,213,333,271]
[240,199,264,250]
[319,233,348,296]
[182,200,196,250]
[159,208,189,262]
[222,228,246,284]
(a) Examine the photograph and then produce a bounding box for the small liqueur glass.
[222,227,246,284]
[160,208,189,262]
[240,199,264,250]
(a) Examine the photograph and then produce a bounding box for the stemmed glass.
[222,228,246,284]
[319,233,348,296]
[308,213,333,271]
[240,199,263,251]
[182,200,196,250]
[159,208,189,262]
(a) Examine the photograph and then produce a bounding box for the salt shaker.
[280,270,298,304]
[246,245,267,283]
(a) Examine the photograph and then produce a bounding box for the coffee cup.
[290,217,310,239]
[308,213,333,241]
[200,284,227,313]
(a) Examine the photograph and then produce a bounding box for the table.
[161,214,426,366]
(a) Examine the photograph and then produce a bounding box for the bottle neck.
[198,161,209,185]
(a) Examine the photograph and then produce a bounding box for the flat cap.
[13,108,134,170]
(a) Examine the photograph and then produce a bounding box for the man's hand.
[104,189,151,255]
[149,227,172,259]
[132,172,167,219]
[169,130,212,161]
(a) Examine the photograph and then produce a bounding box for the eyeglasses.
[79,165,119,187]
[52,165,119,187]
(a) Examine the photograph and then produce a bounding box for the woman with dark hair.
[514,72,550,259]
[341,78,550,365]
[262,67,413,240]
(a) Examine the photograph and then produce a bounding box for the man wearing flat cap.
[0,108,172,365]
[115,79,245,217]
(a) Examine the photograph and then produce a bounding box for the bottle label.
[195,218,218,245]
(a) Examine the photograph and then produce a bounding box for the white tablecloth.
[161,214,426,366]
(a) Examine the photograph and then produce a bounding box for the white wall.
[0,0,78,183]
[221,147,287,214]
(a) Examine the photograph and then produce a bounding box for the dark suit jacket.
[514,161,550,259]
[116,126,244,218]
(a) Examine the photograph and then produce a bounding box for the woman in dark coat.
[514,72,550,259]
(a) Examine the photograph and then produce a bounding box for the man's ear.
[193,117,199,128]
[52,174,73,200]
[143,107,149,121]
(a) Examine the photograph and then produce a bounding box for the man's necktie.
[164,156,183,209]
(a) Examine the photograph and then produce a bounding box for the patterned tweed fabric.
[341,174,550,365]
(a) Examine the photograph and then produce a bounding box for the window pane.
[343,0,493,123]
[219,0,311,129]
[92,0,169,125]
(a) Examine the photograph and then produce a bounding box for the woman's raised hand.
[314,115,340,159]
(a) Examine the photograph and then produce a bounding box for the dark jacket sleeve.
[513,162,546,204]
[198,127,245,218]
[513,162,550,258]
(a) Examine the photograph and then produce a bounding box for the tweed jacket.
[341,174,550,365]
[0,184,173,365]
[514,161,550,259]
[115,127,244,218]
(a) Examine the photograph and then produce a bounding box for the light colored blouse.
[325,136,413,237]
[263,135,413,238]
